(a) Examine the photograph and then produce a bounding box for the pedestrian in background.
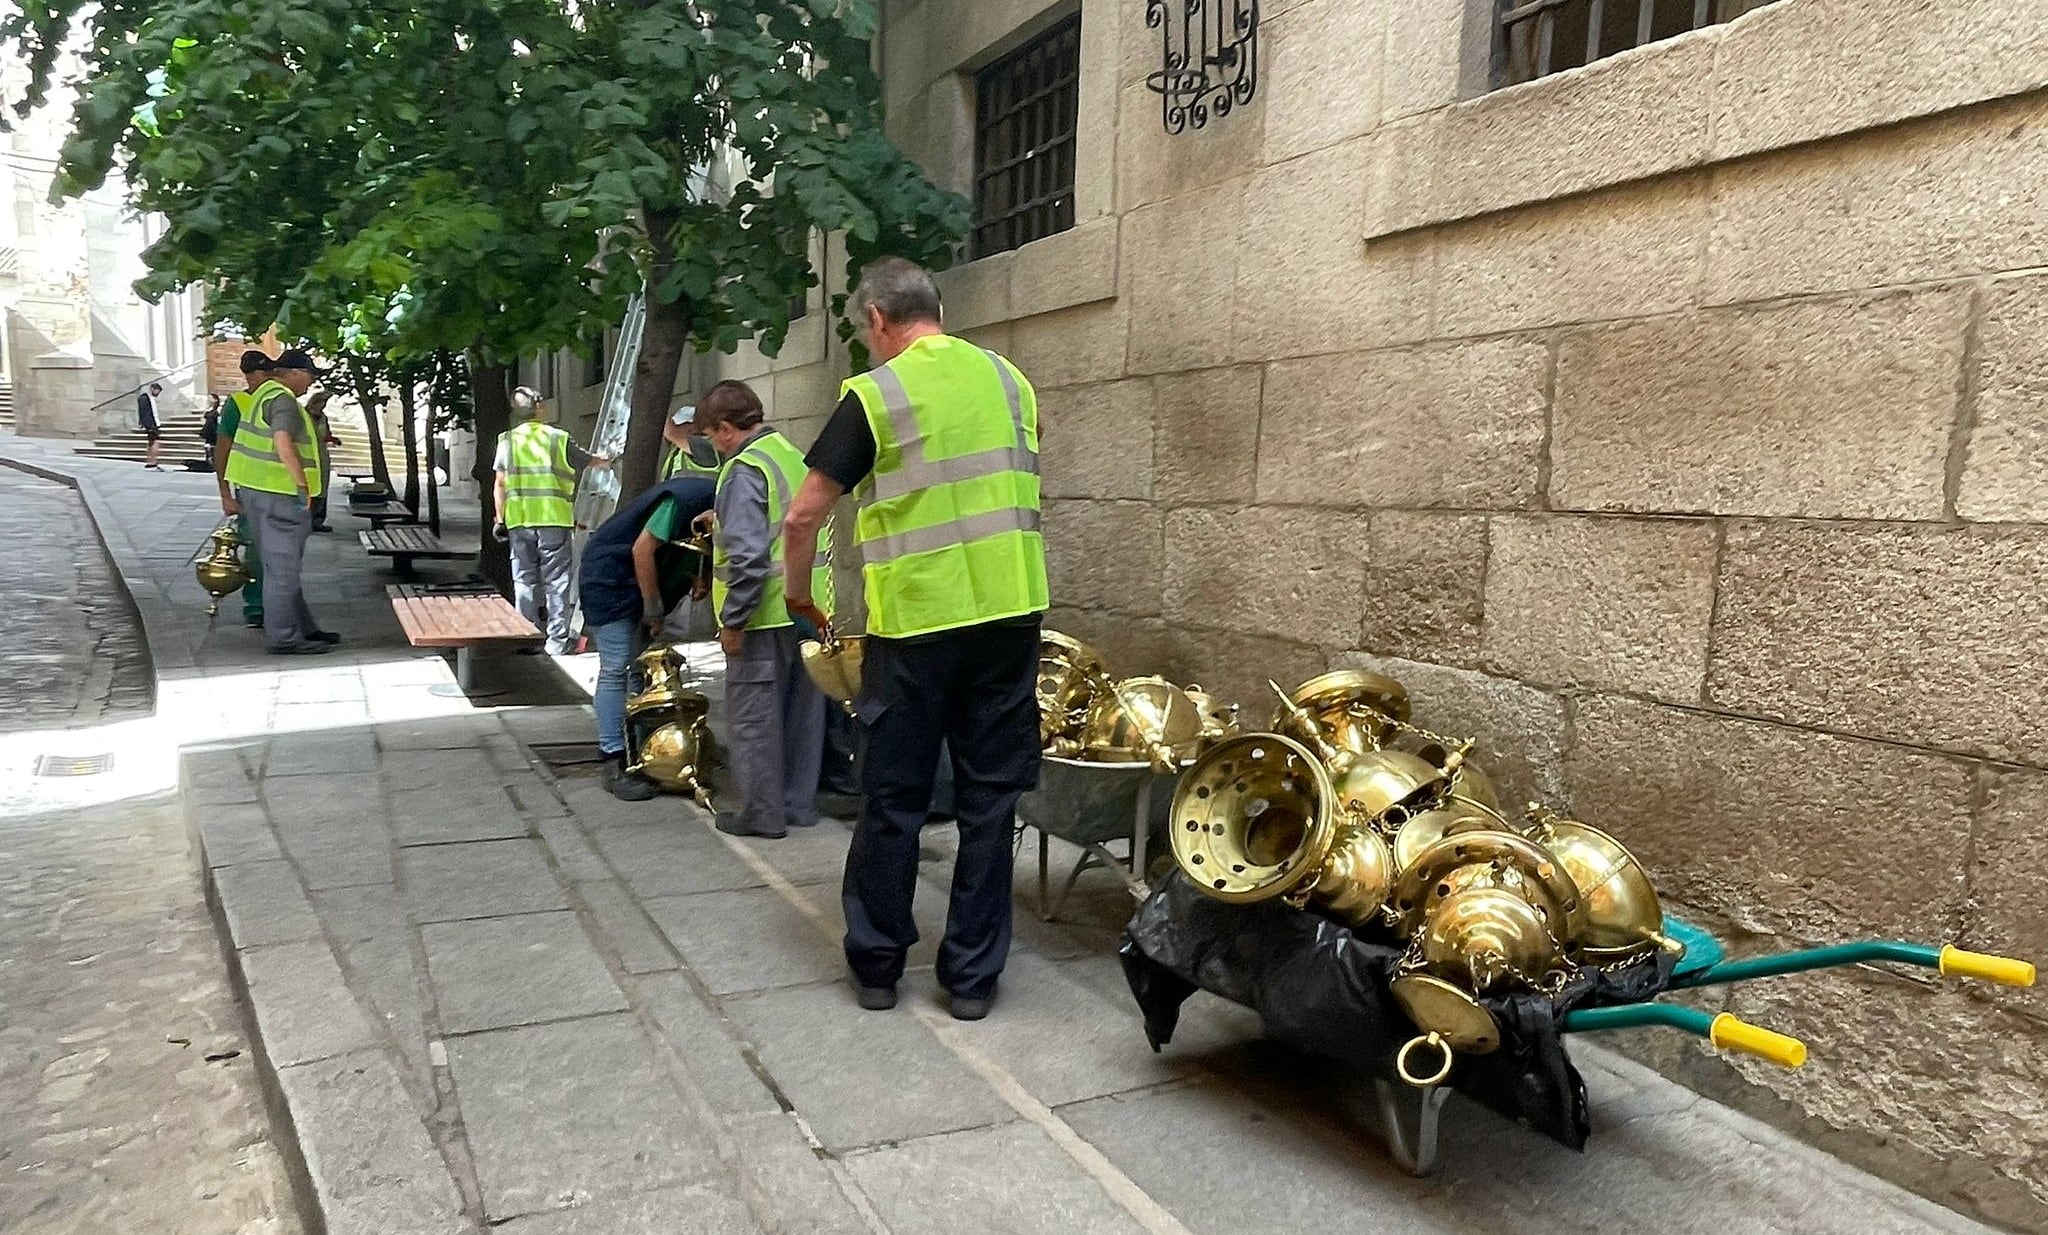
[138,382,164,470]
[693,380,831,840]
[493,386,610,656]
[780,257,1046,1021]
[576,473,717,801]
[223,350,338,655]
[305,390,341,532]
[214,352,274,630]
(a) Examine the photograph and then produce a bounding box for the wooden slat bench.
[361,526,464,577]
[350,500,418,530]
[387,584,541,690]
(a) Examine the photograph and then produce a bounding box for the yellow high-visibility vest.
[838,335,1046,639]
[501,421,576,527]
[711,429,832,630]
[223,381,323,497]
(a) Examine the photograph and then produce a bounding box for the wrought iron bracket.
[1143,0,1260,134]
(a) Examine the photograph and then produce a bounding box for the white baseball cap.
[670,404,695,426]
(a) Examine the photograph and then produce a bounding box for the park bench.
[349,497,418,530]
[387,583,540,691]
[361,526,464,577]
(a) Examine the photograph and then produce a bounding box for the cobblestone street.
[0,458,301,1235]
[0,469,151,733]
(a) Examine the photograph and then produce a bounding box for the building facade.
[1,52,204,437]
[677,0,2048,1225]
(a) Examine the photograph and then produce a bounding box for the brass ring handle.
[1397,1032,1455,1089]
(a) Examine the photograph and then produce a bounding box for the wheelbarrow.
[1372,914,2036,1174]
[1015,755,1183,921]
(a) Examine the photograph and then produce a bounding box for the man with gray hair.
[780,256,1047,1021]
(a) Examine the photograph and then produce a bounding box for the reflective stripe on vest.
[223,381,324,497]
[843,335,1047,640]
[502,421,576,527]
[710,429,833,630]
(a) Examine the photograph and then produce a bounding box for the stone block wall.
[679,0,2048,1223]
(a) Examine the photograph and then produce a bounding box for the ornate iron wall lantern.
[1144,0,1260,134]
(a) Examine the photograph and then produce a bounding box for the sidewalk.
[2,438,2008,1235]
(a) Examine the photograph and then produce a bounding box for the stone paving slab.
[724,982,1018,1152]
[847,1121,1152,1235]
[578,878,682,974]
[389,783,536,846]
[635,972,783,1119]
[721,1111,875,1235]
[213,858,325,948]
[240,940,382,1067]
[277,814,396,890]
[273,1050,468,1235]
[196,800,287,867]
[425,911,629,1033]
[646,887,846,995]
[447,1014,723,1221]
[493,1182,761,1235]
[592,820,769,897]
[400,838,570,922]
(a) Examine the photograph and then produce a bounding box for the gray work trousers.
[726,625,828,833]
[238,487,320,650]
[509,525,575,653]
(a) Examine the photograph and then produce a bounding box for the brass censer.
[194,519,252,617]
[624,643,713,806]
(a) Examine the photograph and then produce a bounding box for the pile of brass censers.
[1035,631,1238,769]
[1159,667,2036,1089]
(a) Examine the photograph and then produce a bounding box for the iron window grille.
[970,15,1082,260]
[1498,0,1776,86]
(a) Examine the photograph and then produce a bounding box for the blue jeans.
[594,618,645,756]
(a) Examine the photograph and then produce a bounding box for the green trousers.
[238,512,265,620]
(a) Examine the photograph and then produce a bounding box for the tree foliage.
[3,0,971,499]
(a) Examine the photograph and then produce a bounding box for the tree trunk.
[345,357,396,494]
[397,375,422,515]
[623,205,691,499]
[469,355,513,593]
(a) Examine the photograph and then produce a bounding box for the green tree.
[5,0,969,505]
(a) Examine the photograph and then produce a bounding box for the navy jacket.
[578,476,716,628]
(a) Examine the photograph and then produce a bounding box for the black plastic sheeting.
[1119,872,1678,1150]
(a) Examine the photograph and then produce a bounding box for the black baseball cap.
[239,349,274,374]
[272,348,328,377]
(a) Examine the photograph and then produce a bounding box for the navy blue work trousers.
[842,617,1042,999]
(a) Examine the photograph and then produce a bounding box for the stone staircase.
[68,399,401,477]
[0,381,15,431]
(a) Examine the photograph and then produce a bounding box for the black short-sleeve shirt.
[805,391,875,490]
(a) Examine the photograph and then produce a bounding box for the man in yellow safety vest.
[492,386,609,655]
[214,349,275,629]
[692,381,832,840]
[662,404,723,480]
[780,258,1047,1021]
[223,349,340,655]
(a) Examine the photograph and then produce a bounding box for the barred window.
[1499,0,1777,87]
[970,15,1081,260]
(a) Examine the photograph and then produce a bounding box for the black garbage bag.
[1119,873,1677,1151]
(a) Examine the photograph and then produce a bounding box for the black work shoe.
[715,812,787,840]
[268,642,332,656]
[306,630,341,645]
[244,616,265,629]
[602,758,657,803]
[854,982,898,1011]
[948,989,995,1021]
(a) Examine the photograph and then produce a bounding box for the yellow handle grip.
[1709,1013,1808,1069]
[1939,945,2037,988]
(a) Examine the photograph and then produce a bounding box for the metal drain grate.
[36,752,114,777]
